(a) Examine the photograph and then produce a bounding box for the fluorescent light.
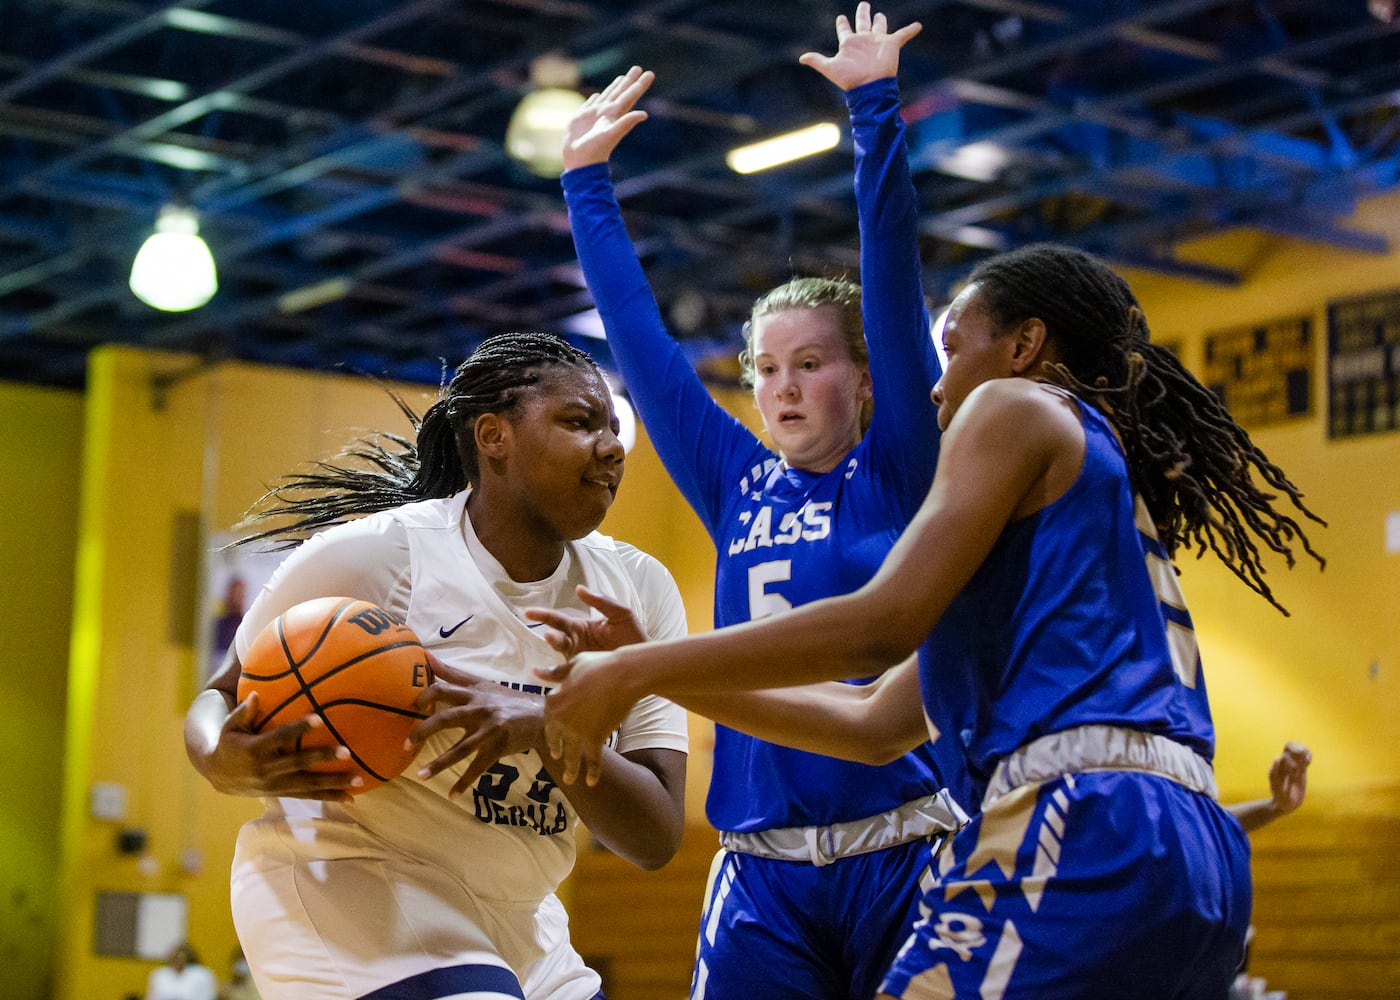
[129,205,218,311]
[726,122,840,174]
[278,277,351,314]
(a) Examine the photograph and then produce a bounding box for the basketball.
[238,596,434,794]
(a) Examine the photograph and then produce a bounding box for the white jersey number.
[1136,499,1199,688]
[747,560,792,620]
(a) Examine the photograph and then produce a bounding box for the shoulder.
[297,509,411,564]
[955,379,1082,444]
[578,533,676,585]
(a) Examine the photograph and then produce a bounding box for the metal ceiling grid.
[1,0,1397,389]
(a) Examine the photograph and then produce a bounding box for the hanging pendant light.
[129,204,218,311]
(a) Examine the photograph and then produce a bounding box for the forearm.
[562,164,753,517]
[679,682,924,765]
[611,589,910,705]
[1227,797,1285,834]
[549,747,685,869]
[185,687,235,779]
[849,78,942,490]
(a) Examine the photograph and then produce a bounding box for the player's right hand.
[202,691,359,802]
[561,65,653,171]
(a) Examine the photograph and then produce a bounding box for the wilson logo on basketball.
[347,607,400,635]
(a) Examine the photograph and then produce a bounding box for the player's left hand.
[1269,740,1311,816]
[525,585,648,657]
[799,2,922,92]
[409,654,545,797]
[536,650,636,786]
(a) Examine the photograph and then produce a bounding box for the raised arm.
[562,68,764,529]
[804,4,942,505]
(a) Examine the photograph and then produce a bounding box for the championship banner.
[1202,316,1313,428]
[1327,288,1400,439]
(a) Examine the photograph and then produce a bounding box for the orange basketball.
[238,596,434,794]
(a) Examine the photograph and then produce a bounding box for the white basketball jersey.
[231,491,688,998]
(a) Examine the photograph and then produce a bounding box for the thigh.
[233,823,528,1000]
[880,773,1251,1000]
[692,843,936,1000]
[518,895,605,1000]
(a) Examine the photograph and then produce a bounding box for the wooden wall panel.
[1246,785,1400,1000]
[569,824,718,1000]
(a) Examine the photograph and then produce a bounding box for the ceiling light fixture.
[128,205,218,311]
[725,122,840,174]
[505,54,586,178]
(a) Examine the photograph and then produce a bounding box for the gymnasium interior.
[2,1,1397,997]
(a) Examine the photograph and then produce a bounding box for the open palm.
[561,65,654,171]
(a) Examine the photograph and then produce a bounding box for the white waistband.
[984,725,1219,808]
[719,791,968,868]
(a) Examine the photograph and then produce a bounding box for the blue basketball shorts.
[879,771,1251,1000]
[691,837,939,1000]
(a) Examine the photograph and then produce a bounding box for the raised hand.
[525,585,648,657]
[199,691,359,801]
[408,654,546,797]
[536,650,638,787]
[561,65,655,171]
[799,2,922,92]
[1268,741,1312,817]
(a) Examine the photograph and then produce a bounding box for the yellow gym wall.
[0,382,82,1000]
[9,192,1396,1000]
[1124,189,1400,801]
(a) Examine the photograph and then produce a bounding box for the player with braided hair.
[537,242,1324,998]
[235,331,604,545]
[968,245,1324,612]
[186,331,689,1000]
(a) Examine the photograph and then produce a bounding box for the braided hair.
[966,243,1325,614]
[236,331,603,549]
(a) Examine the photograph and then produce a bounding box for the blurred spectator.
[219,947,260,1000]
[146,942,217,1000]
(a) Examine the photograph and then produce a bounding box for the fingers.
[421,655,475,687]
[574,585,630,621]
[891,21,923,45]
[1282,741,1312,763]
[226,689,259,730]
[583,749,605,788]
[414,731,481,781]
[450,738,503,797]
[535,661,573,683]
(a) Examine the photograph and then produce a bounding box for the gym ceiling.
[2,0,1397,389]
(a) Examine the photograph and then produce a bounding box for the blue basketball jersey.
[564,79,972,831]
[920,393,1217,793]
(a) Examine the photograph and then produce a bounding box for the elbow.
[848,729,925,767]
[858,741,912,767]
[613,821,684,871]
